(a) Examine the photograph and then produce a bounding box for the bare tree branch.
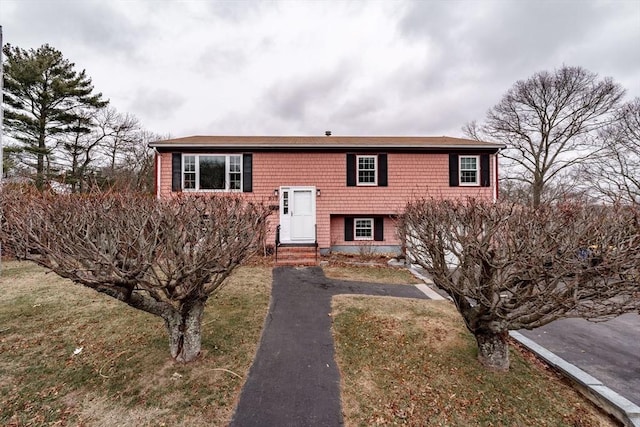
[580,98,640,205]
[0,188,270,362]
[400,198,639,371]
[465,66,625,206]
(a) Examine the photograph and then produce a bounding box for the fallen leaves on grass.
[332,295,616,427]
[0,261,271,426]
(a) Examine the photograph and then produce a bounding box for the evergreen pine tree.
[2,44,108,189]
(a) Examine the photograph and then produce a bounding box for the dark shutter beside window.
[374,217,384,241]
[480,154,490,187]
[346,154,356,186]
[449,154,459,187]
[243,153,253,192]
[377,154,388,187]
[171,153,182,192]
[344,217,354,241]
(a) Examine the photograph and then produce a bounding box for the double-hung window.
[357,155,377,186]
[354,218,374,240]
[459,156,479,186]
[182,154,242,191]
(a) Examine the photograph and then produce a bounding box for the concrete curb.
[510,331,640,427]
[407,265,639,427]
[409,267,446,301]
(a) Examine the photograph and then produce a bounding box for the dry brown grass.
[0,261,271,426]
[323,265,418,284]
[332,295,617,427]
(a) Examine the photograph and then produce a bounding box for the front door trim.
[279,186,316,244]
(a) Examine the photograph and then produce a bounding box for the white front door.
[279,186,316,243]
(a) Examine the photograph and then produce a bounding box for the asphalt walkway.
[229,266,427,427]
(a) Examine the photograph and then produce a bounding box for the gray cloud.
[263,63,354,123]
[205,0,267,23]
[395,0,640,131]
[4,0,637,138]
[196,45,249,77]
[400,1,638,77]
[6,0,147,59]
[129,89,187,122]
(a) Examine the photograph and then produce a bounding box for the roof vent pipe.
[325,130,331,136]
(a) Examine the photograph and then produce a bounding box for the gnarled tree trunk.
[474,329,509,372]
[164,300,206,363]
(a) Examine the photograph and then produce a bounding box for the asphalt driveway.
[520,313,640,406]
[229,266,427,427]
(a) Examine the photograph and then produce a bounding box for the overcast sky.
[2,0,639,138]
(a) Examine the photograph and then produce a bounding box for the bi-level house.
[150,134,504,264]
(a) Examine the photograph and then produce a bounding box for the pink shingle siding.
[156,151,495,252]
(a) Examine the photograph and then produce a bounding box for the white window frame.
[357,155,377,186]
[354,217,374,240]
[459,155,480,186]
[182,154,243,192]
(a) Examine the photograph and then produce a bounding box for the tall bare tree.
[59,110,106,192]
[465,66,625,206]
[582,98,640,205]
[58,107,155,193]
[0,189,269,362]
[98,108,140,175]
[106,129,160,193]
[400,198,639,371]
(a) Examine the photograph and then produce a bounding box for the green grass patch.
[332,296,616,427]
[0,261,271,426]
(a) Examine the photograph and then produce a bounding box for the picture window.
[182,154,242,191]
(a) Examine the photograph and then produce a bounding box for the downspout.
[493,149,502,202]
[154,148,161,199]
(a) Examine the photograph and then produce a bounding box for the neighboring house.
[149,135,504,261]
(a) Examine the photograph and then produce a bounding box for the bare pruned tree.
[106,129,161,193]
[465,66,625,207]
[0,189,269,362]
[400,198,639,371]
[581,98,640,205]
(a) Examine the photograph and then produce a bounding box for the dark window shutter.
[243,153,253,192]
[171,153,182,192]
[374,217,384,241]
[480,154,490,187]
[344,217,354,241]
[449,154,459,187]
[346,154,356,186]
[377,154,388,187]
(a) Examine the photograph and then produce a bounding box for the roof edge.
[148,135,506,150]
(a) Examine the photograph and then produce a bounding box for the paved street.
[520,313,640,406]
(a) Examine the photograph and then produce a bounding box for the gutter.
[148,143,506,150]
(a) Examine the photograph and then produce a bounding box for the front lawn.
[0,261,271,426]
[323,264,418,284]
[0,260,617,426]
[332,295,616,426]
